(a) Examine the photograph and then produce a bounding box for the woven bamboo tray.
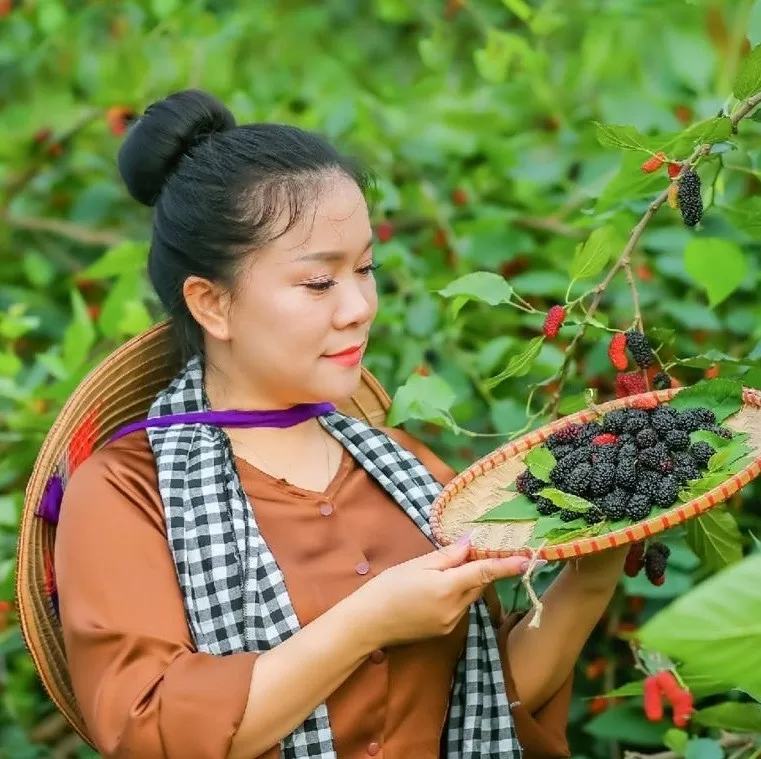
[430,387,761,561]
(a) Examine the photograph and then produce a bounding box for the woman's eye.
[359,262,382,276]
[305,279,335,292]
[304,262,381,292]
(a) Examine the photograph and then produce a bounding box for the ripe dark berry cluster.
[523,404,731,526]
[625,331,654,369]
[653,371,672,390]
[624,541,670,586]
[677,169,703,227]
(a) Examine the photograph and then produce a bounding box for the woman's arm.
[228,591,376,759]
[505,546,629,714]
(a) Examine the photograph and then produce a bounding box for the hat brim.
[16,320,392,747]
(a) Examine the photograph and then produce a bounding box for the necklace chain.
[228,422,332,490]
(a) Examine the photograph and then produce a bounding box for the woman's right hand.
[356,537,533,648]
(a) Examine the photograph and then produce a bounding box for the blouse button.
[367,742,381,756]
[319,502,334,516]
[370,649,386,664]
[355,561,370,576]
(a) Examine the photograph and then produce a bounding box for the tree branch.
[545,89,761,417]
[3,214,124,247]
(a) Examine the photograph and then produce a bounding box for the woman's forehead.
[270,177,372,262]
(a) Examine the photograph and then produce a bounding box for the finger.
[446,555,531,591]
[422,535,473,570]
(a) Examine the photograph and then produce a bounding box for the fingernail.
[520,559,548,572]
[456,532,472,546]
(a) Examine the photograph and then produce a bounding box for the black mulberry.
[565,463,592,496]
[616,458,638,489]
[533,496,558,516]
[624,410,651,434]
[516,470,545,495]
[626,494,653,521]
[635,471,661,501]
[653,371,672,390]
[552,444,576,460]
[547,424,583,446]
[559,509,582,522]
[618,442,638,461]
[636,428,659,449]
[691,441,716,469]
[645,543,669,582]
[626,331,655,369]
[664,429,690,451]
[710,425,733,440]
[583,506,605,525]
[676,409,703,432]
[599,489,629,520]
[602,409,629,434]
[650,406,679,436]
[589,463,617,497]
[639,444,670,470]
[677,169,703,227]
[653,476,679,507]
[694,408,716,427]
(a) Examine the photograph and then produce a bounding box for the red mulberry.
[641,152,666,174]
[615,372,647,398]
[608,333,628,371]
[543,305,566,339]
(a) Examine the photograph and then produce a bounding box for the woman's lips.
[323,344,364,366]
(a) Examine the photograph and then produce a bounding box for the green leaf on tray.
[537,487,592,512]
[530,515,568,538]
[690,429,745,449]
[543,525,596,544]
[474,495,539,522]
[708,439,750,471]
[669,379,743,422]
[523,446,556,482]
[685,507,743,572]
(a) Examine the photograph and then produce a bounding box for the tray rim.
[429,386,761,561]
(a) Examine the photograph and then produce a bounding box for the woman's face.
[197,173,379,409]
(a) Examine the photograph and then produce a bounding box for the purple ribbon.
[36,402,336,525]
[107,403,336,444]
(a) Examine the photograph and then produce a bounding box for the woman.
[55,89,628,759]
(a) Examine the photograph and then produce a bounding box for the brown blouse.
[55,425,572,759]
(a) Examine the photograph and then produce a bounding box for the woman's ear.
[183,276,233,343]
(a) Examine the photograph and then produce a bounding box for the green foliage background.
[2,0,761,755]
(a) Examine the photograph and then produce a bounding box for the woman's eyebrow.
[293,237,374,263]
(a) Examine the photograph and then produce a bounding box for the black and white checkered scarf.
[146,356,520,758]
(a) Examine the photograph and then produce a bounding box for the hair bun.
[117,89,236,207]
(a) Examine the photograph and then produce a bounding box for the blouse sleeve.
[382,426,573,758]
[54,433,258,759]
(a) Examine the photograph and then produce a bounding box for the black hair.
[117,89,374,363]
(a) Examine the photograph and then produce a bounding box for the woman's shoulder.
[62,429,165,530]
